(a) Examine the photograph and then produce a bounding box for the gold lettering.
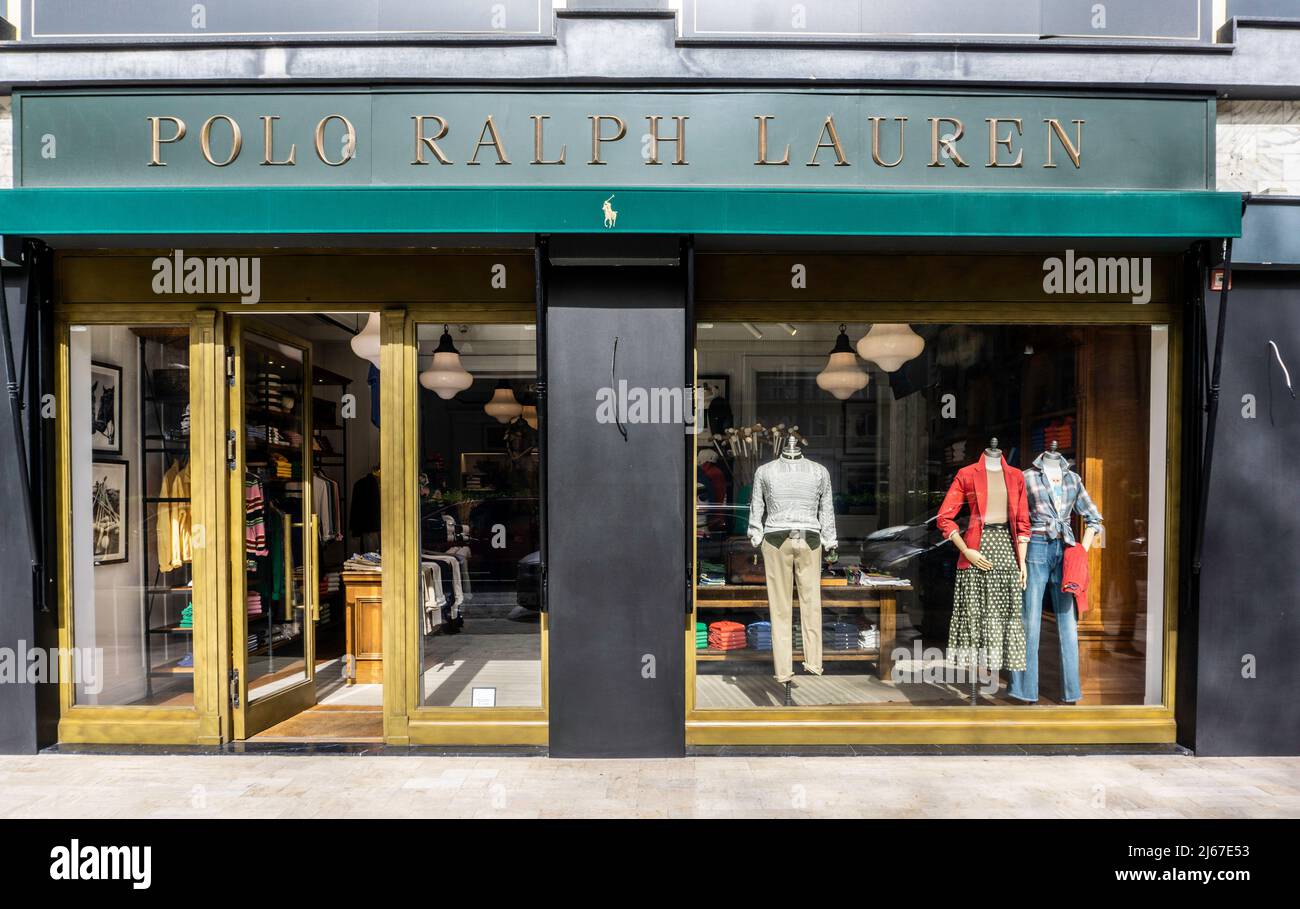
[754,115,791,165]
[467,115,511,166]
[588,115,626,165]
[985,117,1024,168]
[259,115,297,166]
[807,116,850,166]
[928,117,969,168]
[314,114,356,167]
[412,116,452,165]
[1044,118,1084,168]
[645,115,689,165]
[869,116,907,168]
[199,115,242,167]
[530,115,566,165]
[147,116,187,167]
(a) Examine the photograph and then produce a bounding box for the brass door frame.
[52,307,226,745]
[686,300,1185,745]
[227,316,319,739]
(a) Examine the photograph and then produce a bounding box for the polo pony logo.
[602,194,618,229]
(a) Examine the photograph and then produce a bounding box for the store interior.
[68,314,541,741]
[693,320,1161,710]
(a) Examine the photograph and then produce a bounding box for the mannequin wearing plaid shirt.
[1010,451,1103,704]
[1022,452,1102,546]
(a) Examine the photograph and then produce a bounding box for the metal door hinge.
[225,346,236,386]
[228,668,240,708]
[226,429,237,471]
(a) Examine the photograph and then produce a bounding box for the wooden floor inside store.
[250,705,383,743]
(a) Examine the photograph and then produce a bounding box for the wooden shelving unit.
[694,580,909,680]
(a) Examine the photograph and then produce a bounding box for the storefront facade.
[3,1,1293,757]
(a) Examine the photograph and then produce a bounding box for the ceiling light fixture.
[418,324,474,400]
[816,324,869,400]
[856,323,926,373]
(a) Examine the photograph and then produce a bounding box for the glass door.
[229,319,319,738]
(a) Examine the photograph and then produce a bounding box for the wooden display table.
[342,570,383,685]
[695,578,909,681]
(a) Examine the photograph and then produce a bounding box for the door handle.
[309,514,320,622]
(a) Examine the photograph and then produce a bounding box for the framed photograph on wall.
[699,374,729,403]
[90,361,123,454]
[843,401,879,455]
[91,460,129,565]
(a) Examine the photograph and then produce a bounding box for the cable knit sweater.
[747,455,838,549]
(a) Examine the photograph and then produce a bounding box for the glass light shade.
[418,327,473,400]
[816,325,869,401]
[816,350,869,400]
[484,381,524,423]
[856,323,925,372]
[522,404,538,430]
[349,312,382,368]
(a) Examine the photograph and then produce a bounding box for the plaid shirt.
[1023,452,1103,546]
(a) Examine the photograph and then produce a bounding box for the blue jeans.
[1008,537,1081,703]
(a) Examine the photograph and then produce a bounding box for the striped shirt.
[747,455,838,549]
[1023,452,1103,546]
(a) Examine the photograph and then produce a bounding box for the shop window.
[694,322,1167,709]
[417,323,541,708]
[68,324,195,707]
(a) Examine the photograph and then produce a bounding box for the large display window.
[693,320,1169,711]
[415,322,542,709]
[65,322,198,707]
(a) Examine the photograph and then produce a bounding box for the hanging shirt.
[156,460,180,573]
[746,455,837,549]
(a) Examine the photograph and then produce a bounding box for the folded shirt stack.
[824,620,860,651]
[746,621,773,652]
[246,592,263,616]
[858,625,880,650]
[695,622,709,650]
[708,620,747,651]
[178,603,194,629]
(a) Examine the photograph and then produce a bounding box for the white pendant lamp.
[522,404,539,430]
[856,323,925,373]
[350,312,382,368]
[418,325,474,400]
[484,379,524,423]
[816,324,869,401]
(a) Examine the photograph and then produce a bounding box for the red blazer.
[936,456,1031,569]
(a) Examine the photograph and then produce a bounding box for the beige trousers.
[761,534,824,683]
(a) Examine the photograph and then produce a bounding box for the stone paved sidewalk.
[0,754,1295,819]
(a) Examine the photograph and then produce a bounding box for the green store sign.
[15,89,1214,191]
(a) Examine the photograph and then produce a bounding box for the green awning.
[0,186,1243,238]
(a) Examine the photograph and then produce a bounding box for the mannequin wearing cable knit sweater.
[748,437,838,686]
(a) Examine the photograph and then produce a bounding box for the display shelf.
[694,581,905,680]
[148,623,194,635]
[149,657,195,676]
[696,648,880,662]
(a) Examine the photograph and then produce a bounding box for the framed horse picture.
[90,361,123,454]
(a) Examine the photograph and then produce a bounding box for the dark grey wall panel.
[0,269,39,754]
[1196,272,1300,755]
[546,266,686,758]
[1234,200,1300,267]
[1230,1,1300,18]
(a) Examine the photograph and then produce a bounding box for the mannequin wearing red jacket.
[937,444,1032,672]
[936,451,1031,587]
